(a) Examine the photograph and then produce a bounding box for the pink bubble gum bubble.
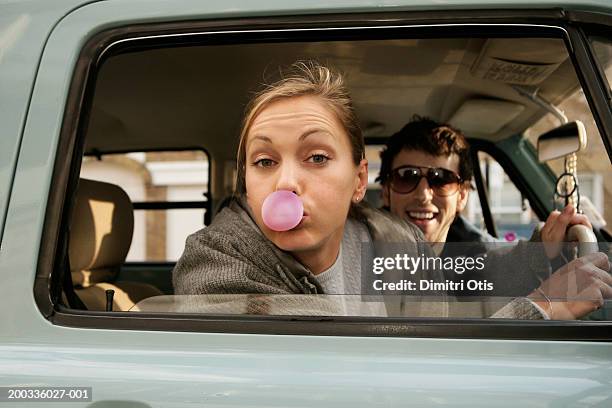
[262,190,304,232]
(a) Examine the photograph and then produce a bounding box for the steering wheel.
[566,224,598,257]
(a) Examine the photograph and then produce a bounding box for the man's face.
[382,149,468,243]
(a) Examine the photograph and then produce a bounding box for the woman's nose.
[413,177,433,201]
[275,162,301,194]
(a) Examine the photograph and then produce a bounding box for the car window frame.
[35,11,612,340]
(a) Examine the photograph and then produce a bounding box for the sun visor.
[471,38,568,85]
[449,99,524,135]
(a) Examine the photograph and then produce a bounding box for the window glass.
[81,151,208,203]
[364,144,385,208]
[65,34,612,322]
[590,36,612,91]
[524,90,611,230]
[467,152,539,241]
[127,208,205,262]
[80,150,208,262]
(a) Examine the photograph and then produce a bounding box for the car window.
[468,152,539,241]
[364,144,385,209]
[524,90,611,230]
[590,36,612,92]
[80,150,209,262]
[49,28,612,326]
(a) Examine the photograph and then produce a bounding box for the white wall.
[146,161,208,261]
[165,186,206,261]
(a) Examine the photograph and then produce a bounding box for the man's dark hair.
[377,115,473,186]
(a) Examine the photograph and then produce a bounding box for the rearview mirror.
[537,120,587,162]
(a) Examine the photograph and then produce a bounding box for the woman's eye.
[308,154,329,164]
[254,158,276,168]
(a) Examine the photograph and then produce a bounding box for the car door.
[1,2,612,407]
[0,0,96,246]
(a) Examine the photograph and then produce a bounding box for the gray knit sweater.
[172,198,545,319]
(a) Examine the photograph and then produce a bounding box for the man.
[376,116,594,299]
[377,117,475,246]
[377,116,590,248]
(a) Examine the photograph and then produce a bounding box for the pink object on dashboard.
[261,190,304,231]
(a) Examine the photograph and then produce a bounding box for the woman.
[173,61,426,316]
[173,61,611,319]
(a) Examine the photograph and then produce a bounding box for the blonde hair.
[235,61,364,194]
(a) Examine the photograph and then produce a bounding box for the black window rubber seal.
[51,307,612,341]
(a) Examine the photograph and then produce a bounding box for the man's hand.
[529,252,612,320]
[540,204,592,259]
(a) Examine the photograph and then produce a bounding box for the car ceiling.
[85,37,578,162]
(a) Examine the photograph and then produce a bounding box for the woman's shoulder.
[349,202,425,244]
[188,197,259,241]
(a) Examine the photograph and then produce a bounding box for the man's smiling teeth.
[408,211,436,220]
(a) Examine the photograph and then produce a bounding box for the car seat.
[69,178,162,311]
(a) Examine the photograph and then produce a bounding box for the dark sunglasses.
[389,165,462,196]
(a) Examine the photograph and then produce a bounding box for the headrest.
[69,178,134,287]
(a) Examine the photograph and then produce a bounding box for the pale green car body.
[1,1,612,407]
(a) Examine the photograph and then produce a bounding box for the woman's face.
[245,95,367,270]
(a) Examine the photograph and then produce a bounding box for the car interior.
[60,33,611,313]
